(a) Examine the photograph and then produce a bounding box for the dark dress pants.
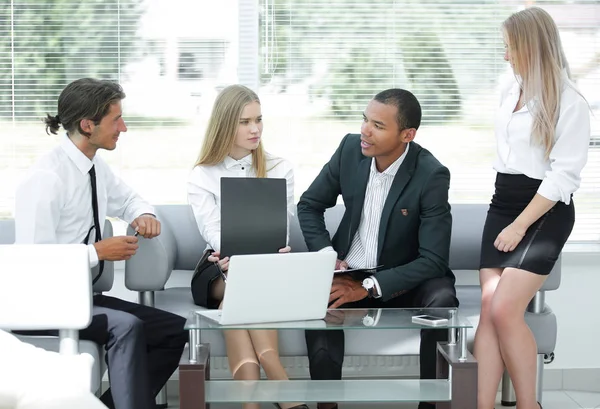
[85,295,188,409]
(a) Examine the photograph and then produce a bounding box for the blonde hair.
[503,7,572,159]
[195,84,268,177]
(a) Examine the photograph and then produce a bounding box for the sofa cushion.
[155,286,198,319]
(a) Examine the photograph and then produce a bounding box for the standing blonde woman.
[474,7,590,409]
[187,84,307,409]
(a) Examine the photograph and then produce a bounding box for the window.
[256,0,600,242]
[0,0,239,214]
[0,0,598,243]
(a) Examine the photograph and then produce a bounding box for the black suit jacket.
[297,133,454,301]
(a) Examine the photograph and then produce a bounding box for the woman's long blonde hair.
[503,7,571,159]
[195,84,268,177]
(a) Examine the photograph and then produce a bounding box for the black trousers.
[305,276,458,407]
[19,295,188,409]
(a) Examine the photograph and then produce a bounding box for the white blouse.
[493,74,590,204]
[187,153,295,251]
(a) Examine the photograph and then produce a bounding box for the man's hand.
[279,246,292,253]
[94,236,139,261]
[208,251,230,272]
[335,259,348,271]
[131,214,161,239]
[329,274,368,309]
[324,309,346,325]
[324,308,371,325]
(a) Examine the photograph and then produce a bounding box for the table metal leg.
[501,370,516,406]
[459,327,468,362]
[189,329,200,363]
[448,309,457,346]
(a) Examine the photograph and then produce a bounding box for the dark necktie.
[89,165,104,284]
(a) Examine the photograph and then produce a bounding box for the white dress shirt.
[187,153,295,251]
[494,74,590,204]
[324,145,409,297]
[15,135,154,267]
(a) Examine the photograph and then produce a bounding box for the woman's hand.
[208,251,230,271]
[210,247,290,272]
[494,223,527,252]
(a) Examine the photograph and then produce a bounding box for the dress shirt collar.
[223,153,253,169]
[60,134,94,175]
[506,80,529,112]
[370,143,410,177]
[509,68,569,102]
[507,77,521,97]
[506,72,573,112]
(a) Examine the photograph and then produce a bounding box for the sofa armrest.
[124,221,177,291]
[92,219,115,293]
[540,254,561,291]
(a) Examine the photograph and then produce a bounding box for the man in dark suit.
[298,88,458,409]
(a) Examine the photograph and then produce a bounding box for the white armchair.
[0,244,106,409]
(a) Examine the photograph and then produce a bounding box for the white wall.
[547,251,600,369]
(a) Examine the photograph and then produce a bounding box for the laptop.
[220,177,287,258]
[197,251,337,325]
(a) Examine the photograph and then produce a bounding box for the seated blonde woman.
[187,84,307,409]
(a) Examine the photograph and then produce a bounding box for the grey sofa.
[0,219,115,394]
[125,203,560,404]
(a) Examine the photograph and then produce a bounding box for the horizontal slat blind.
[258,0,600,242]
[0,0,238,215]
[0,0,598,244]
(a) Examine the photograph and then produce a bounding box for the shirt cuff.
[126,205,156,224]
[88,244,99,268]
[537,178,570,204]
[319,246,335,252]
[371,276,383,299]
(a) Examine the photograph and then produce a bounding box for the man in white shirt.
[14,78,188,409]
[298,89,458,409]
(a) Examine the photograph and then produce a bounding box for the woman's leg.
[491,268,547,409]
[220,301,261,409]
[249,330,304,409]
[474,268,504,409]
[210,276,226,304]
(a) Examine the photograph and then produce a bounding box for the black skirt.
[479,173,574,275]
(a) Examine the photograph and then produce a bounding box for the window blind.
[0,0,598,243]
[257,0,600,242]
[0,0,238,214]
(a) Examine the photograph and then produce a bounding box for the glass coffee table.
[179,308,475,409]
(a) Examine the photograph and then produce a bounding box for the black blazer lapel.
[348,158,371,249]
[377,143,420,260]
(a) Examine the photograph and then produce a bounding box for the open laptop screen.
[220,177,287,258]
